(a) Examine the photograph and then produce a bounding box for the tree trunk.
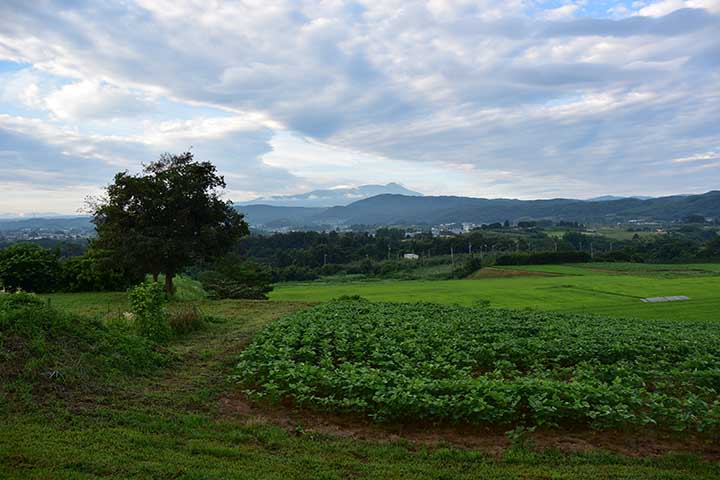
[152,272,159,282]
[164,272,174,296]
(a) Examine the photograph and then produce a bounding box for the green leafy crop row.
[236,299,720,433]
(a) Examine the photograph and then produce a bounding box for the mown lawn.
[3,295,720,478]
[271,263,720,321]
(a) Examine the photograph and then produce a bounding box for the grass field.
[271,263,720,321]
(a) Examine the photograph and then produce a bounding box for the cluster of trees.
[3,152,719,293]
[235,227,720,280]
[0,243,141,293]
[1,153,271,299]
[238,229,529,269]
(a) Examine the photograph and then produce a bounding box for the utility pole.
[387,245,391,261]
[468,242,472,256]
[323,253,327,266]
[450,246,455,267]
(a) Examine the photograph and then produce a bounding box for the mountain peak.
[241,183,423,208]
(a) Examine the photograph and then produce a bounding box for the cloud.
[672,151,720,163]
[0,0,718,214]
[45,80,156,121]
[542,4,582,21]
[635,0,720,17]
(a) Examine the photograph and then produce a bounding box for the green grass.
[3,295,720,479]
[271,263,720,321]
[6,414,720,479]
[0,293,165,407]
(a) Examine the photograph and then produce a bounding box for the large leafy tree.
[92,152,248,294]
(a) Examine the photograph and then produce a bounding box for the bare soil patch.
[472,268,561,278]
[218,393,720,460]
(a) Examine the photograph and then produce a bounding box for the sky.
[0,0,719,215]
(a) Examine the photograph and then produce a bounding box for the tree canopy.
[0,243,61,293]
[92,152,248,293]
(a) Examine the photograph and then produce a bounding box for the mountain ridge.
[2,191,717,233]
[241,183,422,208]
[238,190,720,227]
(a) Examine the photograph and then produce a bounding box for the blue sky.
[0,0,719,214]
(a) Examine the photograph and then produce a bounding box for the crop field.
[271,262,720,321]
[238,298,720,431]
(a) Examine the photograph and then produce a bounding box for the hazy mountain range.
[242,183,422,208]
[238,191,720,228]
[0,216,93,232]
[2,190,717,233]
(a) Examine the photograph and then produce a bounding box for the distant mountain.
[0,216,93,232]
[4,191,717,234]
[236,205,326,228]
[236,191,720,228]
[586,195,655,202]
[242,183,422,208]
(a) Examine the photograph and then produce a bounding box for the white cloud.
[0,0,718,213]
[635,0,720,16]
[672,151,720,163]
[542,4,581,20]
[44,80,155,121]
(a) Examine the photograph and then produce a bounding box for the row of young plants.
[236,298,720,433]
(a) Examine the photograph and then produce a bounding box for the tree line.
[1,153,719,293]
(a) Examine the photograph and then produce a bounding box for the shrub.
[495,251,592,266]
[128,282,170,342]
[61,250,144,293]
[0,244,61,293]
[450,256,483,278]
[199,256,273,300]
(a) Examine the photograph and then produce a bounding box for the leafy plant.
[236,299,720,434]
[128,282,170,342]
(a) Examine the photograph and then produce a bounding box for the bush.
[200,256,273,300]
[0,244,61,293]
[450,256,483,278]
[495,251,592,266]
[128,282,171,342]
[61,250,144,293]
[594,250,643,263]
